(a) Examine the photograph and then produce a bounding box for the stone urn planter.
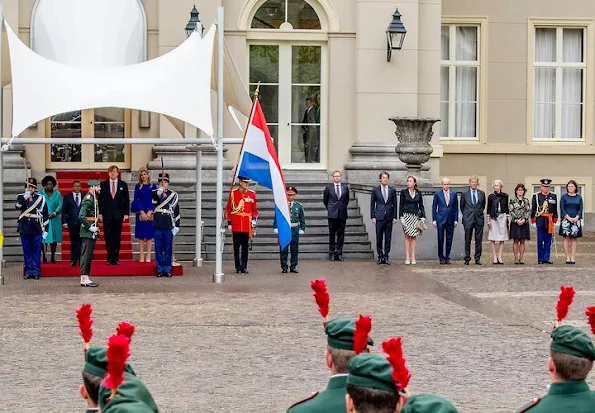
[389,117,440,184]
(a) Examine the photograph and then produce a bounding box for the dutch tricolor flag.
[236,99,292,249]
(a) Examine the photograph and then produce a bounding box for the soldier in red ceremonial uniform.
[226,176,258,274]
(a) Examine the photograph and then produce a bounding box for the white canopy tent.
[6,21,215,139]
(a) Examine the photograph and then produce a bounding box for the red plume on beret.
[103,334,131,399]
[382,337,411,394]
[76,304,93,351]
[586,307,595,335]
[353,315,372,355]
[555,286,576,327]
[310,279,330,324]
[116,322,135,341]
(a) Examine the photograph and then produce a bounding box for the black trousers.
[104,217,123,263]
[68,224,82,264]
[280,234,299,269]
[375,219,393,259]
[233,232,249,270]
[464,223,483,261]
[328,218,346,255]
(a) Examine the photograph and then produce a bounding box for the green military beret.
[88,179,100,187]
[99,373,159,413]
[551,325,595,361]
[401,394,459,413]
[84,346,136,378]
[346,353,397,393]
[325,318,374,351]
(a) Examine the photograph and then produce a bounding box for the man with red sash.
[531,178,558,264]
[226,176,258,274]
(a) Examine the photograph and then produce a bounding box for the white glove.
[273,228,278,234]
[157,187,164,196]
[171,227,180,236]
[227,225,232,230]
[299,230,305,235]
[42,231,48,240]
[531,223,537,229]
[23,191,31,199]
[89,225,99,233]
[252,219,257,228]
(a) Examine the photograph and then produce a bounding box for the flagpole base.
[213,272,224,283]
[193,258,204,267]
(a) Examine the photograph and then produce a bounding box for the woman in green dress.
[39,176,63,263]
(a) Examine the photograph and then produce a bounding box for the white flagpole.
[0,8,5,286]
[214,6,225,283]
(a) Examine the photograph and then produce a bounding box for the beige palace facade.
[2,0,595,213]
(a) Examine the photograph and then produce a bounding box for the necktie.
[335,184,340,199]
[111,181,116,199]
[76,193,80,207]
[383,187,388,202]
[472,191,477,205]
[445,191,450,205]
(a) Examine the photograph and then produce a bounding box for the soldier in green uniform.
[401,395,459,413]
[274,186,306,273]
[287,318,373,413]
[78,180,101,288]
[98,373,159,413]
[515,325,595,412]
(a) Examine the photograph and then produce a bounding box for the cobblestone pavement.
[2,244,595,412]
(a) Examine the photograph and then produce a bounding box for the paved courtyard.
[2,240,595,412]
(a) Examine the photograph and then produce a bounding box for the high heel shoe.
[42,256,48,264]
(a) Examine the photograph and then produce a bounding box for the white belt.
[290,222,300,227]
[155,209,172,214]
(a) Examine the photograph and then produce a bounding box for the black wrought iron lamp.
[386,8,407,62]
[185,5,204,38]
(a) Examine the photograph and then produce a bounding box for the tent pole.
[213,6,225,283]
[0,5,5,286]
[194,148,203,267]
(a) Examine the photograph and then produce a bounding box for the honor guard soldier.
[151,173,180,278]
[531,178,558,264]
[226,176,258,274]
[275,186,305,273]
[288,280,373,413]
[16,177,49,280]
[78,180,101,287]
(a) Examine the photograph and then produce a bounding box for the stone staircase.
[1,173,374,262]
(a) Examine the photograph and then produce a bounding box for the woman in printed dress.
[560,179,583,264]
[508,183,531,264]
[398,175,426,265]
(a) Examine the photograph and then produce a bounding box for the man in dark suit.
[61,180,83,267]
[370,171,398,265]
[323,170,349,261]
[432,177,459,264]
[99,165,129,265]
[459,176,486,265]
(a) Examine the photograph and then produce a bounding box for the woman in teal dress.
[39,175,63,263]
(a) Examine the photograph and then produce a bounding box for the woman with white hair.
[487,180,509,264]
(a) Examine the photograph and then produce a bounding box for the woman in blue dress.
[39,175,63,263]
[132,167,157,262]
[560,179,583,265]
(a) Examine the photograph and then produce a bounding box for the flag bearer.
[78,180,101,287]
[152,173,180,278]
[226,176,259,274]
[274,186,305,273]
[16,177,49,280]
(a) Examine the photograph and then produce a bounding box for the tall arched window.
[248,0,326,167]
[31,0,146,169]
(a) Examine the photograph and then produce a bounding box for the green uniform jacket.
[274,201,306,236]
[516,381,595,412]
[79,193,99,239]
[287,374,347,413]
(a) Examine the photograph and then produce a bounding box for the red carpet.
[40,261,183,277]
[45,171,183,277]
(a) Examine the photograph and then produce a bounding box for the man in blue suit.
[62,180,83,267]
[370,171,398,265]
[432,177,459,264]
